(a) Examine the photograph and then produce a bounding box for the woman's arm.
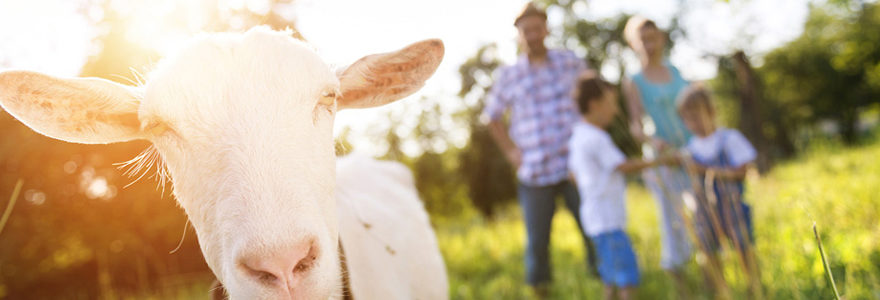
[622,78,647,143]
[623,78,671,153]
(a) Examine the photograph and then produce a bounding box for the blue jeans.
[518,180,598,286]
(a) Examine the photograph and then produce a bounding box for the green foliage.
[411,150,471,219]
[367,100,475,219]
[335,127,356,156]
[758,3,880,144]
[364,42,515,219]
[748,136,880,298]
[0,113,210,298]
[439,135,880,299]
[711,56,798,161]
[455,44,517,218]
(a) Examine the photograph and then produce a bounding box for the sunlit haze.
[0,0,809,156]
[2,1,878,298]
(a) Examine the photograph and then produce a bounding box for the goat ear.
[337,39,444,110]
[0,70,144,144]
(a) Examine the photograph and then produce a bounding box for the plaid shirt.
[483,49,587,186]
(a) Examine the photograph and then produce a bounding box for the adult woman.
[622,16,693,293]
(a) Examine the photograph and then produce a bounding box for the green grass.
[100,274,216,300]
[110,138,880,299]
[748,141,880,299]
[437,139,880,299]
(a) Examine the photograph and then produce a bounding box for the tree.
[712,55,797,161]
[456,44,517,218]
[759,3,880,145]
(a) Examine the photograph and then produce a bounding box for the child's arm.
[615,153,679,174]
[615,159,657,174]
[682,156,752,180]
[706,163,752,180]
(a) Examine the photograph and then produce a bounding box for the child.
[676,84,760,294]
[568,73,676,300]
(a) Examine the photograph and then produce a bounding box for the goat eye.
[141,118,171,136]
[318,88,339,105]
[319,90,338,105]
[313,91,337,123]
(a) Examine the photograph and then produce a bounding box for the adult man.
[483,2,598,293]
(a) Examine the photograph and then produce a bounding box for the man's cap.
[514,2,547,27]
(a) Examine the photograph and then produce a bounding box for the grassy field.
[436,138,880,299]
[88,138,880,299]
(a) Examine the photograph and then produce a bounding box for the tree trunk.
[771,111,797,157]
[732,51,772,173]
[840,107,860,145]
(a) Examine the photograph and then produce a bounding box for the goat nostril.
[255,270,278,284]
[293,245,319,274]
[240,262,281,286]
[293,256,314,273]
[294,261,309,273]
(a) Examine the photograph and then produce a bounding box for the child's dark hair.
[574,72,614,114]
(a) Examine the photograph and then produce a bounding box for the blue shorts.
[592,230,640,287]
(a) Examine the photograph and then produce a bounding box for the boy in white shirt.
[568,73,677,300]
[676,84,759,295]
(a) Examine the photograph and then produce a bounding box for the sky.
[0,0,811,156]
[0,0,94,75]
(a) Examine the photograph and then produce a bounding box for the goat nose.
[238,240,319,288]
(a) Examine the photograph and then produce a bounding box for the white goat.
[0,27,447,299]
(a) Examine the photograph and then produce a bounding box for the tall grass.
[438,138,880,299]
[116,138,880,299]
[0,179,23,236]
[813,222,841,300]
